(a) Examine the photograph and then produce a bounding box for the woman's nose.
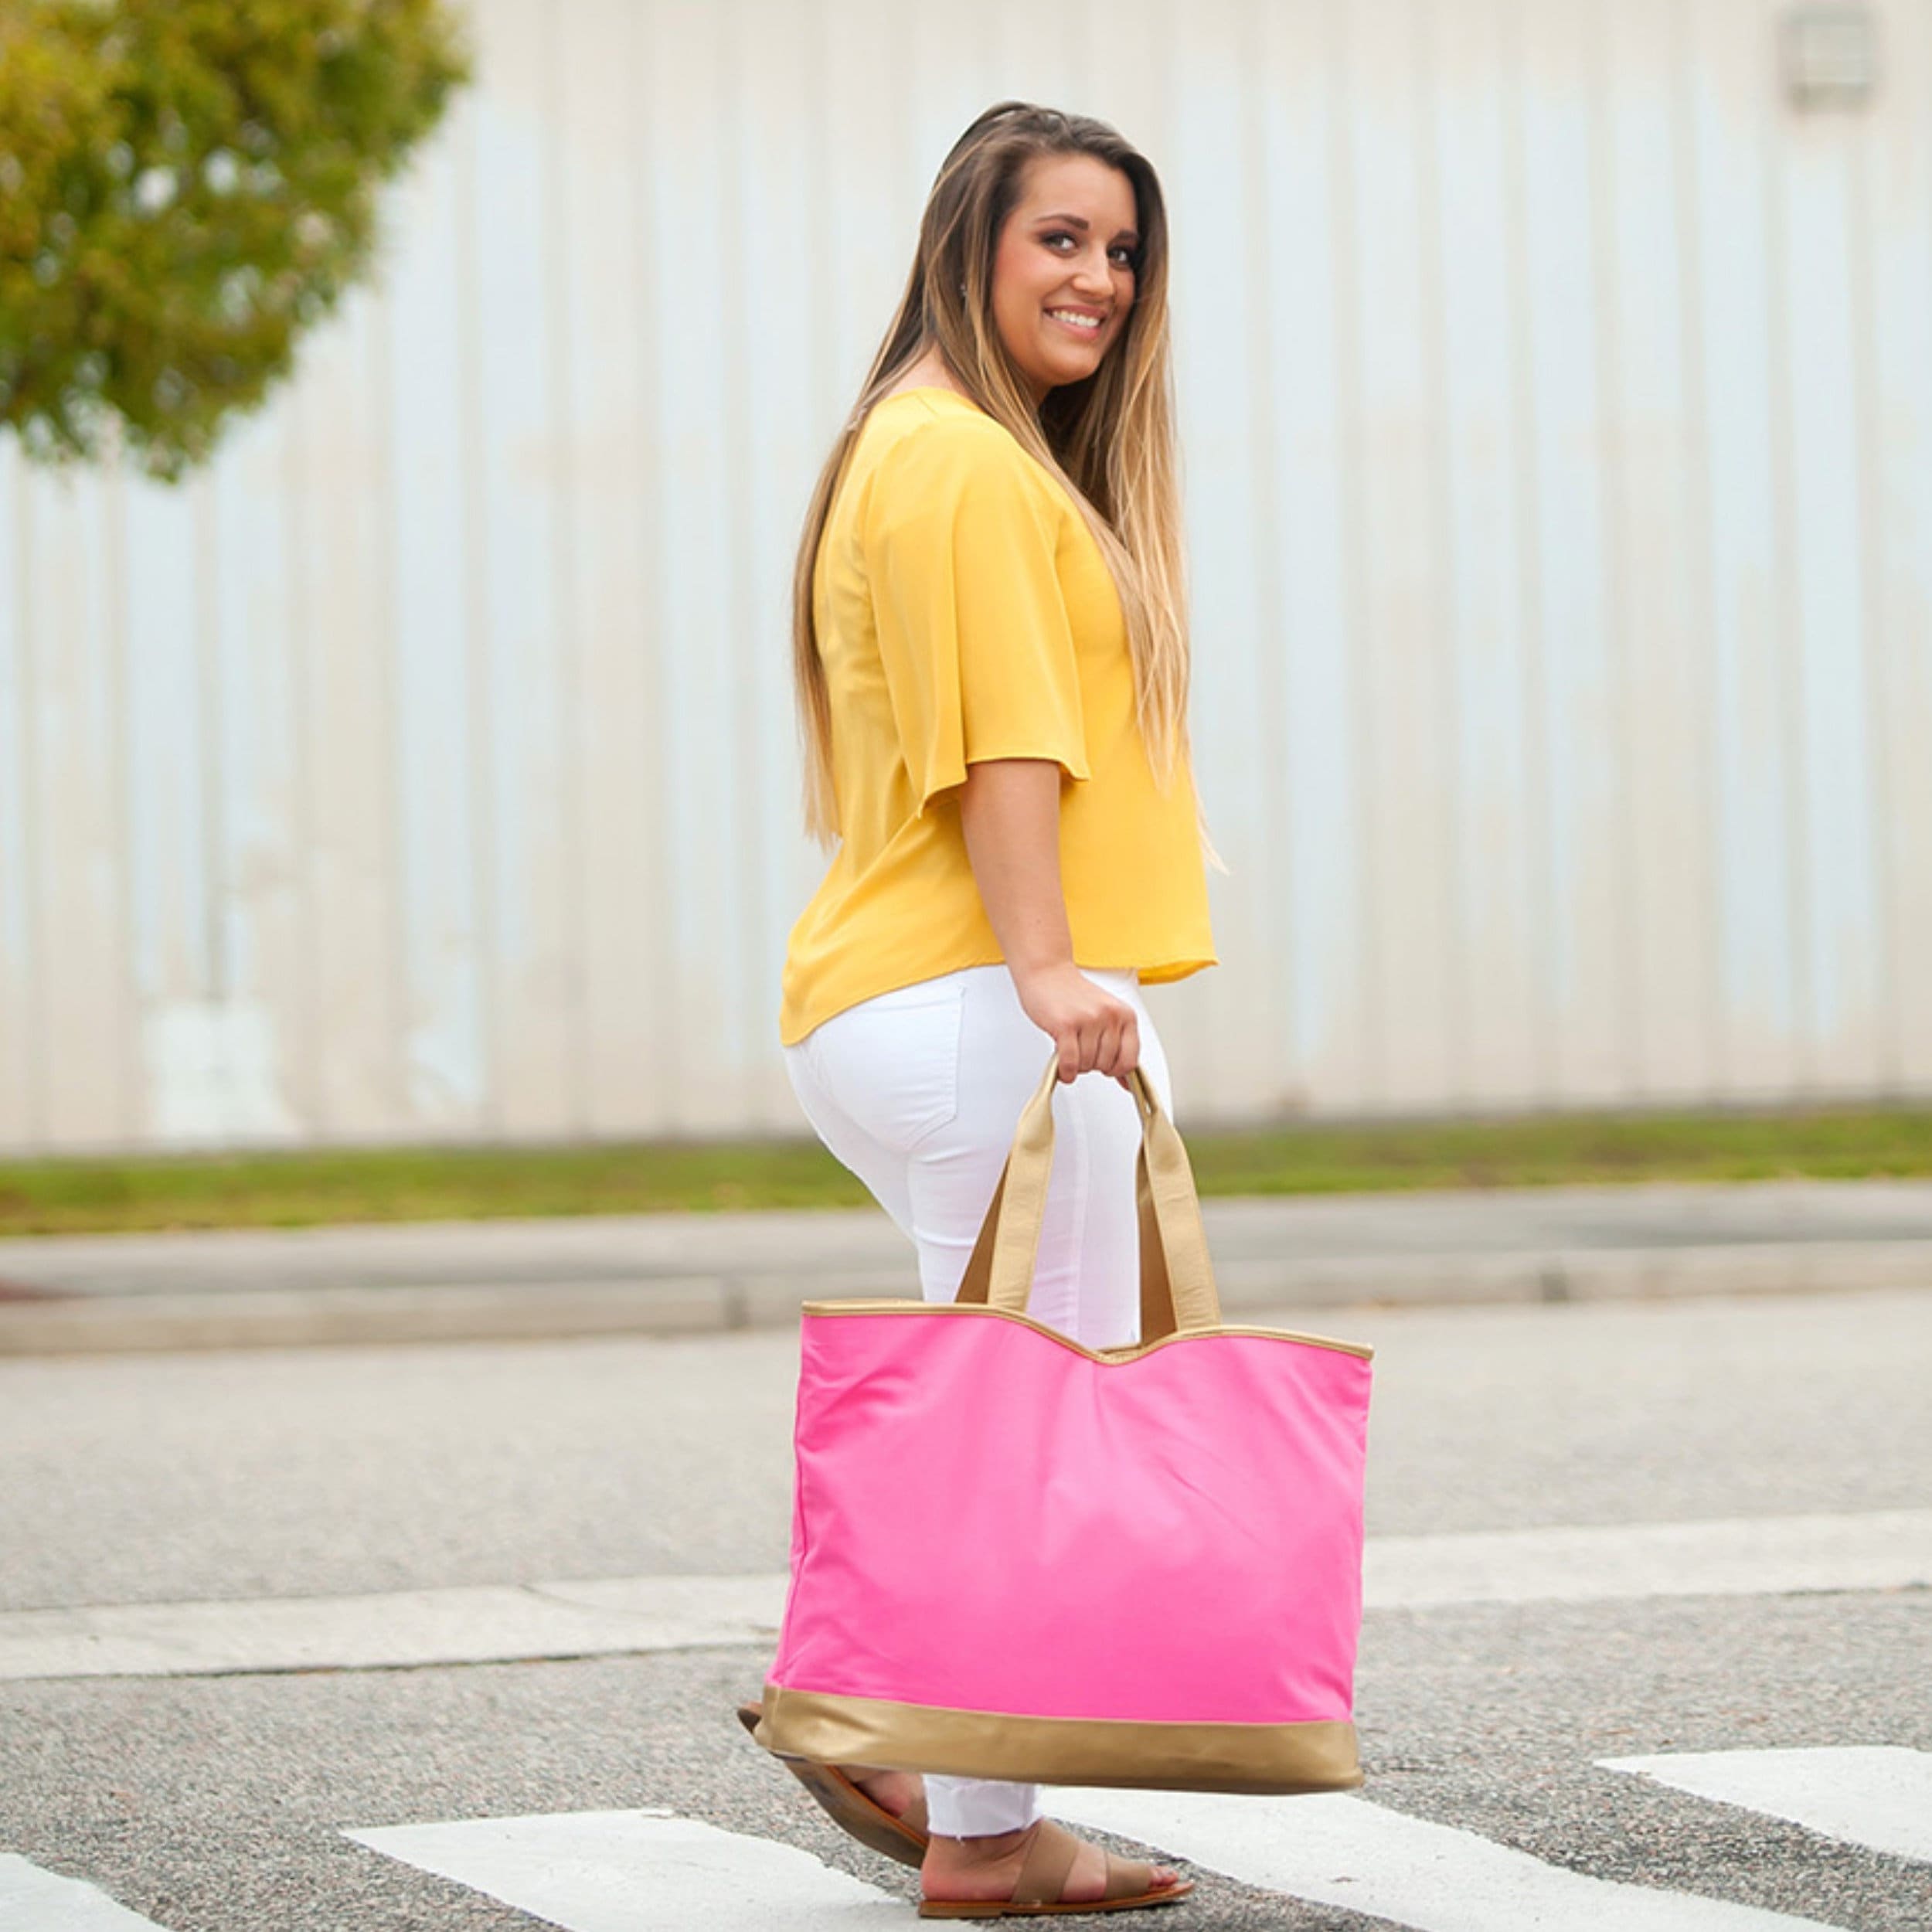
[1070,253,1113,295]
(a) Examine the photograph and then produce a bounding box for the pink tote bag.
[754,1050,1374,1794]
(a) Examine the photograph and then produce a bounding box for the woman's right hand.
[1012,961,1141,1086]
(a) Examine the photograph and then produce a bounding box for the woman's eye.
[1041,230,1135,270]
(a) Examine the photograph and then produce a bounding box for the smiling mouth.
[1046,308,1104,334]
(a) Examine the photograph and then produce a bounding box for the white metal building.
[2,0,1929,1151]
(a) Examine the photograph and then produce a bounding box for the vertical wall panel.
[290,291,406,1138]
[1692,0,1801,1099]
[715,0,781,1130]
[1257,0,1373,1115]
[4,0,1930,1152]
[0,444,33,1142]
[19,471,134,1145]
[739,0,839,1128]
[821,0,917,400]
[1233,0,1296,1119]
[1345,0,1461,1108]
[1771,0,1885,1093]
[1168,0,1274,1119]
[1523,0,1624,1101]
[1074,0,1166,146]
[1862,0,1932,1091]
[206,405,308,1142]
[644,0,751,1132]
[1434,0,1542,1107]
[1604,0,1722,1100]
[469,0,575,1134]
[123,470,214,1138]
[986,0,1080,106]
[906,1,995,170]
[555,0,664,1134]
[386,89,488,1135]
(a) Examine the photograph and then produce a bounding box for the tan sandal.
[918,1816,1195,1919]
[735,1701,930,1869]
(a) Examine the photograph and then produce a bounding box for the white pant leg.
[782,963,1173,1837]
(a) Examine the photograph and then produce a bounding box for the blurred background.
[2,0,1928,1161]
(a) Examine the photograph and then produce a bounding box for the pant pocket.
[811,979,967,1155]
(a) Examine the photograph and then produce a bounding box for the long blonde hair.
[791,100,1213,862]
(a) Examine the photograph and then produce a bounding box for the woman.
[750,100,1218,1919]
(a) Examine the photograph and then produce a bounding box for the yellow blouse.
[778,387,1216,1046]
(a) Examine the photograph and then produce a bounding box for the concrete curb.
[4,1240,1929,1355]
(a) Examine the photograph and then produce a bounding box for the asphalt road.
[2,1287,1928,1930]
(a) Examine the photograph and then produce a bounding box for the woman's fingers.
[1059,1014,1094,1082]
[1016,968,1140,1083]
[1095,1008,1138,1080]
[1056,1004,1139,1081]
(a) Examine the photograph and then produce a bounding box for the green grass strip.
[1,1106,1929,1236]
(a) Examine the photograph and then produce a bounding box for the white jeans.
[782,962,1174,1838]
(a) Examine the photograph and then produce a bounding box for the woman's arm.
[957,757,1140,1085]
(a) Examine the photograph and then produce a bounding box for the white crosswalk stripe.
[9,1509,1927,1682]
[344,1807,906,1930]
[345,1785,1864,1931]
[12,1746,1918,1932]
[0,1854,173,1931]
[1047,1787,1843,1931]
[1601,1747,1932,1867]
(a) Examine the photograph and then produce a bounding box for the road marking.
[348,1784,1875,1932]
[12,1757,1920,1932]
[1047,1787,1842,1931]
[345,1808,904,1930]
[0,1855,173,1930]
[1602,1747,1932,1866]
[1364,1509,1932,1608]
[0,1574,785,1680]
[7,1507,1927,1680]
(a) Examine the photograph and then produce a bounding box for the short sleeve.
[866,416,1091,815]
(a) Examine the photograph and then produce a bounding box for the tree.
[0,0,469,482]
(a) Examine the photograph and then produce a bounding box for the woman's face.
[989,151,1140,403]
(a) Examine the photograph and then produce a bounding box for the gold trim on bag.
[801,1298,1375,1364]
[755,1685,1363,1795]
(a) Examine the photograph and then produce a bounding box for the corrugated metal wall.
[3,0,1930,1151]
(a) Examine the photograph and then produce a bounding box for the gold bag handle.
[952,1050,1223,1341]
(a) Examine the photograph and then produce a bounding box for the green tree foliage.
[0,0,468,481]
